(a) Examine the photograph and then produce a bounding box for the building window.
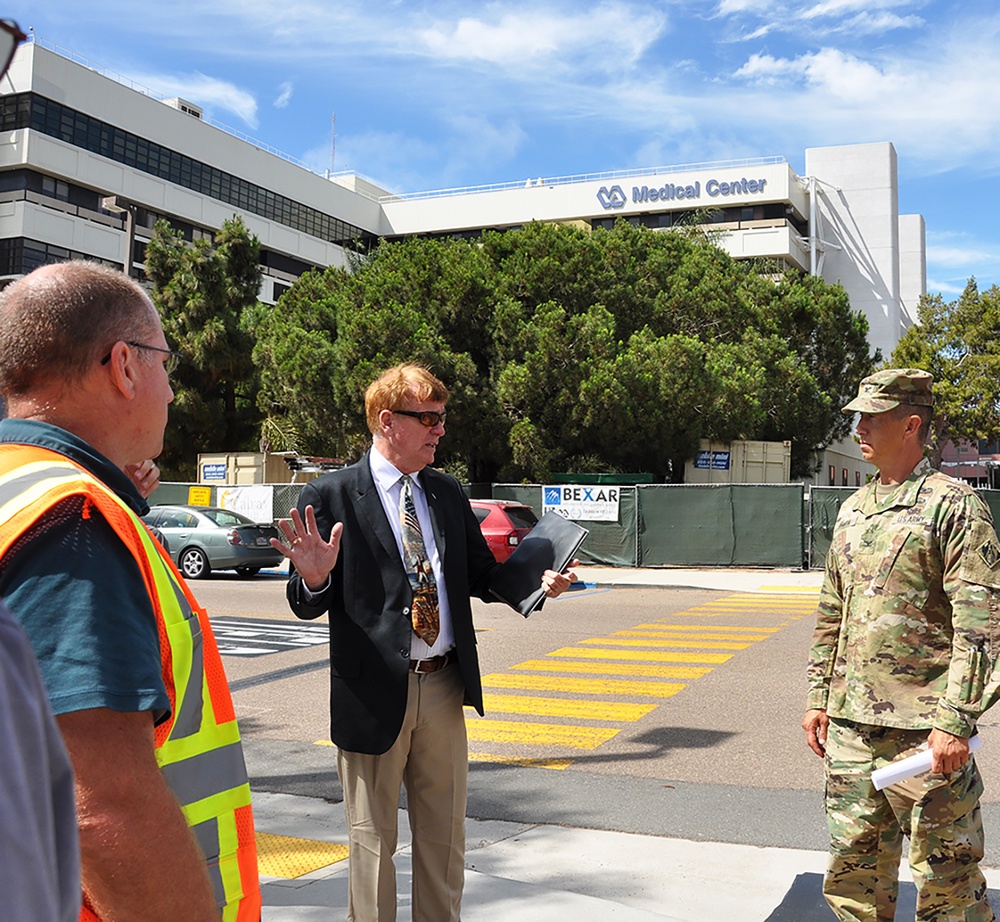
[8,91,377,252]
[41,175,70,202]
[829,465,836,486]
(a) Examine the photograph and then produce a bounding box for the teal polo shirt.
[0,419,169,720]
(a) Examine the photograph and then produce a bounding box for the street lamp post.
[101,194,136,277]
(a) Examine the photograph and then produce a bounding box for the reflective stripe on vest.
[0,444,261,922]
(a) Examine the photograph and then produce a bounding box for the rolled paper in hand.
[872,734,982,791]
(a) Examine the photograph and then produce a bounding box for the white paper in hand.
[871,734,982,791]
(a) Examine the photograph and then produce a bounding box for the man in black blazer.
[274,364,576,922]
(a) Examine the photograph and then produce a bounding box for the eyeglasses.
[101,341,183,377]
[0,20,26,81]
[393,409,447,428]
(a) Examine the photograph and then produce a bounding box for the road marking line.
[687,603,815,611]
[615,630,770,642]
[256,831,349,878]
[515,658,712,679]
[587,636,753,650]
[638,623,779,633]
[481,692,657,721]
[546,645,732,664]
[481,672,687,697]
[468,751,573,770]
[465,717,620,749]
[758,585,821,593]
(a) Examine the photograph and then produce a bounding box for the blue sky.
[11,0,1000,296]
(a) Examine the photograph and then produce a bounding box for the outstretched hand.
[541,559,579,598]
[271,505,343,592]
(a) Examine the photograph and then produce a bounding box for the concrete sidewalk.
[250,566,1000,920]
[254,790,1000,922]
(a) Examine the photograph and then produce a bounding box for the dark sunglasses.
[393,409,447,428]
[101,340,183,377]
[0,20,26,80]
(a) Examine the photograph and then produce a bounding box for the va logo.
[544,487,562,504]
[596,185,626,209]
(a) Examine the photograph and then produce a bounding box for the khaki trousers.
[337,661,468,922]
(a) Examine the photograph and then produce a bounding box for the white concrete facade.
[2,40,923,359]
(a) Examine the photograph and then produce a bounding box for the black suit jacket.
[287,452,502,754]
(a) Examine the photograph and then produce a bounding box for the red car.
[469,499,539,562]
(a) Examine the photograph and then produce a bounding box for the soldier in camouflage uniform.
[803,368,1000,922]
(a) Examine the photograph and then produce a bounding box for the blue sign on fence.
[694,451,731,470]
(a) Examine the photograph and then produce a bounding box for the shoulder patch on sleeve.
[981,537,1000,570]
[962,520,1000,589]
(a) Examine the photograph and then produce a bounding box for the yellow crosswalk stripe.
[639,622,779,633]
[688,604,813,612]
[613,630,770,642]
[481,692,656,721]
[515,659,712,679]
[468,751,573,770]
[586,636,752,650]
[690,598,814,606]
[547,645,732,664]
[466,717,620,749]
[481,672,687,698]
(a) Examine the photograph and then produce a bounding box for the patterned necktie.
[399,475,440,646]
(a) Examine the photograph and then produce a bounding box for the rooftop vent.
[164,97,203,119]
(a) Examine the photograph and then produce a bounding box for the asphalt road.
[194,572,1000,863]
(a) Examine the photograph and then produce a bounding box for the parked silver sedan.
[141,504,284,579]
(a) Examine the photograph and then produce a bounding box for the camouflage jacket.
[807,464,1000,737]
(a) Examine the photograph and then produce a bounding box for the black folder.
[489,512,588,617]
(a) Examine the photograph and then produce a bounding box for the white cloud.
[734,47,896,99]
[836,11,923,33]
[415,4,667,71]
[715,0,775,14]
[274,81,294,108]
[928,244,999,269]
[925,277,970,296]
[130,71,259,128]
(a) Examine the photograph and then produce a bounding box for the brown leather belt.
[409,651,454,674]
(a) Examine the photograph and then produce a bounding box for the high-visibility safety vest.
[0,444,261,922]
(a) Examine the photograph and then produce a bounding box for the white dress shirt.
[368,446,454,658]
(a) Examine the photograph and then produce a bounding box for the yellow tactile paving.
[481,692,657,721]
[546,645,732,664]
[256,831,349,879]
[468,751,573,770]
[465,717,620,749]
[481,672,687,698]
[515,658,713,679]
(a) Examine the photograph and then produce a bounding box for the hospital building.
[1,39,928,482]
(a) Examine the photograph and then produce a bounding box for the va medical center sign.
[596,175,769,209]
[543,485,620,522]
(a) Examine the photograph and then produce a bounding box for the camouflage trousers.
[824,719,992,922]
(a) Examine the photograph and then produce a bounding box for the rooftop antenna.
[330,112,336,174]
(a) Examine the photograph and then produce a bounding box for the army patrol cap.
[842,368,934,414]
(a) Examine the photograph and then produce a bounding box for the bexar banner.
[543,485,620,522]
